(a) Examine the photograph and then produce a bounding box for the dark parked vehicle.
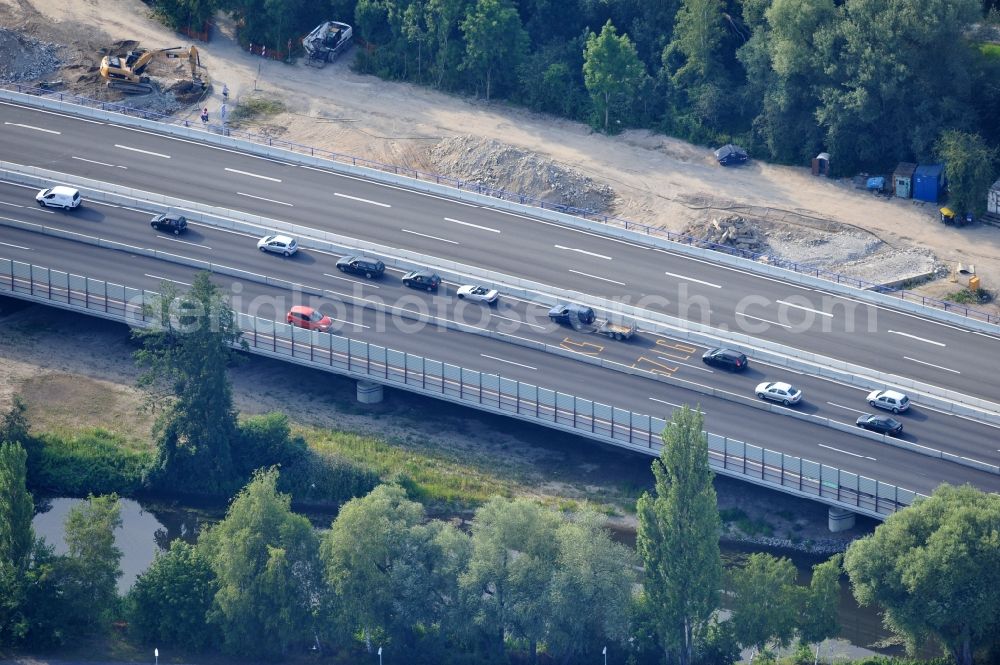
[856,414,903,437]
[548,303,596,326]
[402,269,441,292]
[714,144,748,166]
[150,212,188,235]
[701,348,748,371]
[336,255,385,279]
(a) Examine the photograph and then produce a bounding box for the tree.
[844,484,1000,665]
[545,512,636,665]
[0,396,29,447]
[460,497,562,663]
[135,271,246,494]
[583,20,646,131]
[729,553,799,660]
[798,554,842,665]
[321,484,471,659]
[460,0,529,101]
[198,468,322,658]
[0,442,35,645]
[64,494,124,625]
[126,540,217,650]
[426,0,470,89]
[636,406,723,665]
[153,0,218,34]
[936,130,998,217]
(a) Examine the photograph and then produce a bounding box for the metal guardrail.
[0,257,922,519]
[4,82,997,326]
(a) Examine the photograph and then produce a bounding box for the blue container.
[913,164,945,203]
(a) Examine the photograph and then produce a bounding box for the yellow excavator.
[99,45,205,94]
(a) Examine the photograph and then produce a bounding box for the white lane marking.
[649,397,706,413]
[237,191,294,207]
[0,240,31,250]
[334,192,391,207]
[490,208,652,250]
[224,167,282,182]
[72,156,127,169]
[659,250,799,286]
[776,299,834,318]
[4,121,60,134]
[401,228,459,244]
[737,313,793,329]
[658,357,714,373]
[664,271,721,288]
[567,269,626,286]
[145,274,191,286]
[0,101,104,124]
[323,272,380,288]
[113,122,288,163]
[114,144,171,158]
[827,402,868,415]
[299,165,480,207]
[554,244,612,260]
[903,356,960,374]
[480,354,536,370]
[819,443,876,461]
[158,236,211,249]
[0,201,25,208]
[888,330,945,347]
[327,316,370,329]
[120,206,149,213]
[195,226,257,239]
[444,217,500,233]
[489,313,547,330]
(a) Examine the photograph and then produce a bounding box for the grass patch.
[229,95,286,123]
[944,287,992,305]
[980,42,1000,59]
[27,428,153,496]
[719,507,749,523]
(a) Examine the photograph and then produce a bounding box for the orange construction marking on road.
[633,356,677,377]
[559,338,604,355]
[654,338,696,360]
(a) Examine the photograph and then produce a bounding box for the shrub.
[277,450,380,508]
[234,412,307,477]
[26,428,152,495]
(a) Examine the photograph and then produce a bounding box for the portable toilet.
[893,162,917,198]
[989,177,1000,215]
[913,164,945,203]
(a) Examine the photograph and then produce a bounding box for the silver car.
[257,234,298,256]
[755,381,802,406]
[866,389,910,414]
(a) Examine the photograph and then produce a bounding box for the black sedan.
[150,212,188,235]
[701,348,748,371]
[856,414,903,437]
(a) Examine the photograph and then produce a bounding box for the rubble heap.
[0,28,62,84]
[685,214,769,254]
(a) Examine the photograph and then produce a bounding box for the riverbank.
[0,296,876,554]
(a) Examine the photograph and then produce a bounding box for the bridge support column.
[356,380,384,404]
[828,507,856,533]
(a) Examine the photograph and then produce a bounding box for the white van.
[35,186,82,210]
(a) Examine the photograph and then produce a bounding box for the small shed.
[811,152,830,176]
[989,177,1000,215]
[913,164,946,203]
[893,162,917,199]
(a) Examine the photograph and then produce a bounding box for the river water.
[32,496,901,657]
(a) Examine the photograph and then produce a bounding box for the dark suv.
[150,213,188,235]
[701,348,748,371]
[402,269,441,292]
[548,303,596,326]
[336,255,385,279]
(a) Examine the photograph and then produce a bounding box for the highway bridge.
[2,89,998,526]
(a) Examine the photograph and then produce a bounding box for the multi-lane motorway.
[2,97,999,501]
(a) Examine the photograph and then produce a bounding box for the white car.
[257,234,298,256]
[866,389,910,413]
[36,185,81,209]
[755,381,802,406]
[456,284,499,304]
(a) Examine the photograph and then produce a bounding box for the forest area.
[153,0,1000,212]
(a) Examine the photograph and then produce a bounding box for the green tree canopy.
[199,468,322,658]
[583,20,646,131]
[798,554,843,663]
[135,271,246,494]
[936,130,999,216]
[64,494,124,626]
[636,406,722,665]
[126,540,217,650]
[460,0,529,101]
[844,484,1000,665]
[729,553,799,658]
[0,442,35,645]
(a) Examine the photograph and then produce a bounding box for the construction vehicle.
[99,46,205,94]
[302,21,353,67]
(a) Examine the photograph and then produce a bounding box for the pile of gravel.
[684,214,770,254]
[0,28,62,83]
[430,135,615,213]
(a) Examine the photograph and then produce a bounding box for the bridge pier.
[828,507,856,532]
[356,380,384,404]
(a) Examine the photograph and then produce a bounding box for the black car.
[713,144,748,166]
[701,348,748,371]
[548,303,596,326]
[402,269,441,292]
[856,414,903,437]
[150,212,188,235]
[336,255,385,279]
